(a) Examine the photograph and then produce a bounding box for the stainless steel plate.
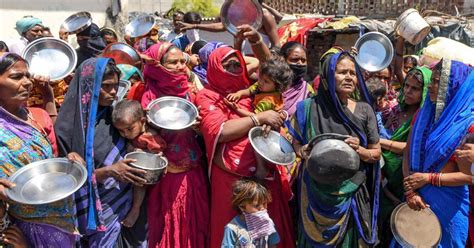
[7,158,87,205]
[61,11,92,34]
[221,0,263,36]
[355,32,394,72]
[147,96,198,130]
[102,42,143,70]
[125,14,156,38]
[22,37,77,81]
[248,127,296,166]
[125,152,168,184]
[113,80,131,106]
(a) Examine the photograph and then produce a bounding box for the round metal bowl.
[6,158,87,205]
[125,152,168,185]
[61,11,92,34]
[306,133,360,185]
[390,203,441,247]
[113,80,131,106]
[355,32,394,72]
[147,96,198,130]
[22,37,77,81]
[248,127,296,166]
[221,0,263,36]
[125,14,156,38]
[102,42,143,70]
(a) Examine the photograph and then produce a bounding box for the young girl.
[222,179,279,248]
[225,59,292,179]
[112,99,167,227]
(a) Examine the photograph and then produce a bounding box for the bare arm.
[244,56,260,75]
[394,37,405,87]
[262,10,281,48]
[402,129,412,179]
[357,143,382,163]
[236,25,271,62]
[180,21,226,32]
[380,138,406,155]
[262,3,284,24]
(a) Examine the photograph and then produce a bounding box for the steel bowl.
[248,127,296,166]
[306,133,360,185]
[355,32,394,72]
[147,96,198,130]
[6,158,87,205]
[113,80,131,106]
[125,14,156,38]
[221,0,263,36]
[22,37,77,81]
[61,11,92,34]
[125,152,168,185]
[102,42,143,70]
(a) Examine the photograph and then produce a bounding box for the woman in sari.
[0,52,83,247]
[402,59,473,247]
[196,27,295,248]
[280,41,314,118]
[140,42,209,248]
[288,52,381,247]
[56,58,147,247]
[378,67,432,245]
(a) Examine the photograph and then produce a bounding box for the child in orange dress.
[112,99,167,227]
[226,59,292,179]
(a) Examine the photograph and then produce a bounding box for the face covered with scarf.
[77,23,107,56]
[281,41,307,84]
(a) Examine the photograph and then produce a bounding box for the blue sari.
[408,60,474,247]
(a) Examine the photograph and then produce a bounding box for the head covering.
[141,42,190,107]
[193,42,227,84]
[134,37,156,53]
[206,46,249,95]
[56,58,121,232]
[76,23,107,67]
[398,66,432,110]
[117,64,145,101]
[15,16,43,35]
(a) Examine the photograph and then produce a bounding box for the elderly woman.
[140,42,209,248]
[55,58,147,247]
[0,53,83,246]
[289,52,381,247]
[279,41,314,117]
[196,27,295,248]
[401,59,473,247]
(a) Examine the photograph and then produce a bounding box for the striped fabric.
[243,210,276,240]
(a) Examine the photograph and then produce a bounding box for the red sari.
[141,42,209,248]
[196,47,295,248]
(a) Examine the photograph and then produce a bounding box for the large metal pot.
[306,133,360,185]
[124,152,168,184]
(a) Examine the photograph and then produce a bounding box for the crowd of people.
[0,3,473,248]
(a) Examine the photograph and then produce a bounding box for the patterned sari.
[56,58,133,247]
[0,107,77,246]
[406,59,473,247]
[288,52,380,247]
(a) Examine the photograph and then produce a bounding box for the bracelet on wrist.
[250,115,259,126]
[249,36,263,46]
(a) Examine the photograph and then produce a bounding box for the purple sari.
[282,78,313,117]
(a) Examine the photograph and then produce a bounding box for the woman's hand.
[191,106,202,133]
[31,74,52,92]
[345,137,360,151]
[403,172,429,191]
[108,159,147,187]
[226,92,241,102]
[256,110,283,130]
[176,21,194,32]
[235,24,260,43]
[2,226,28,248]
[223,98,238,110]
[406,193,429,211]
[298,144,311,160]
[0,179,15,202]
[67,152,86,166]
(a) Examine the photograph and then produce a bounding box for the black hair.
[100,28,118,39]
[0,41,9,52]
[173,11,185,19]
[104,60,121,79]
[259,59,293,92]
[404,56,418,67]
[280,41,306,59]
[191,40,207,55]
[365,77,387,100]
[112,99,144,124]
[183,12,202,24]
[0,53,27,75]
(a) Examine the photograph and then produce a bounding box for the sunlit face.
[403,75,423,106]
[0,61,33,108]
[370,68,391,85]
[222,54,243,75]
[59,28,69,41]
[102,34,117,46]
[99,74,119,106]
[162,47,187,74]
[187,54,200,68]
[429,70,440,102]
[240,200,267,214]
[286,47,307,65]
[24,25,43,42]
[172,14,184,32]
[114,117,145,140]
[404,61,415,74]
[335,58,357,95]
[257,74,277,93]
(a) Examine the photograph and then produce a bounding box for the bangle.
[250,115,260,126]
[249,36,263,46]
